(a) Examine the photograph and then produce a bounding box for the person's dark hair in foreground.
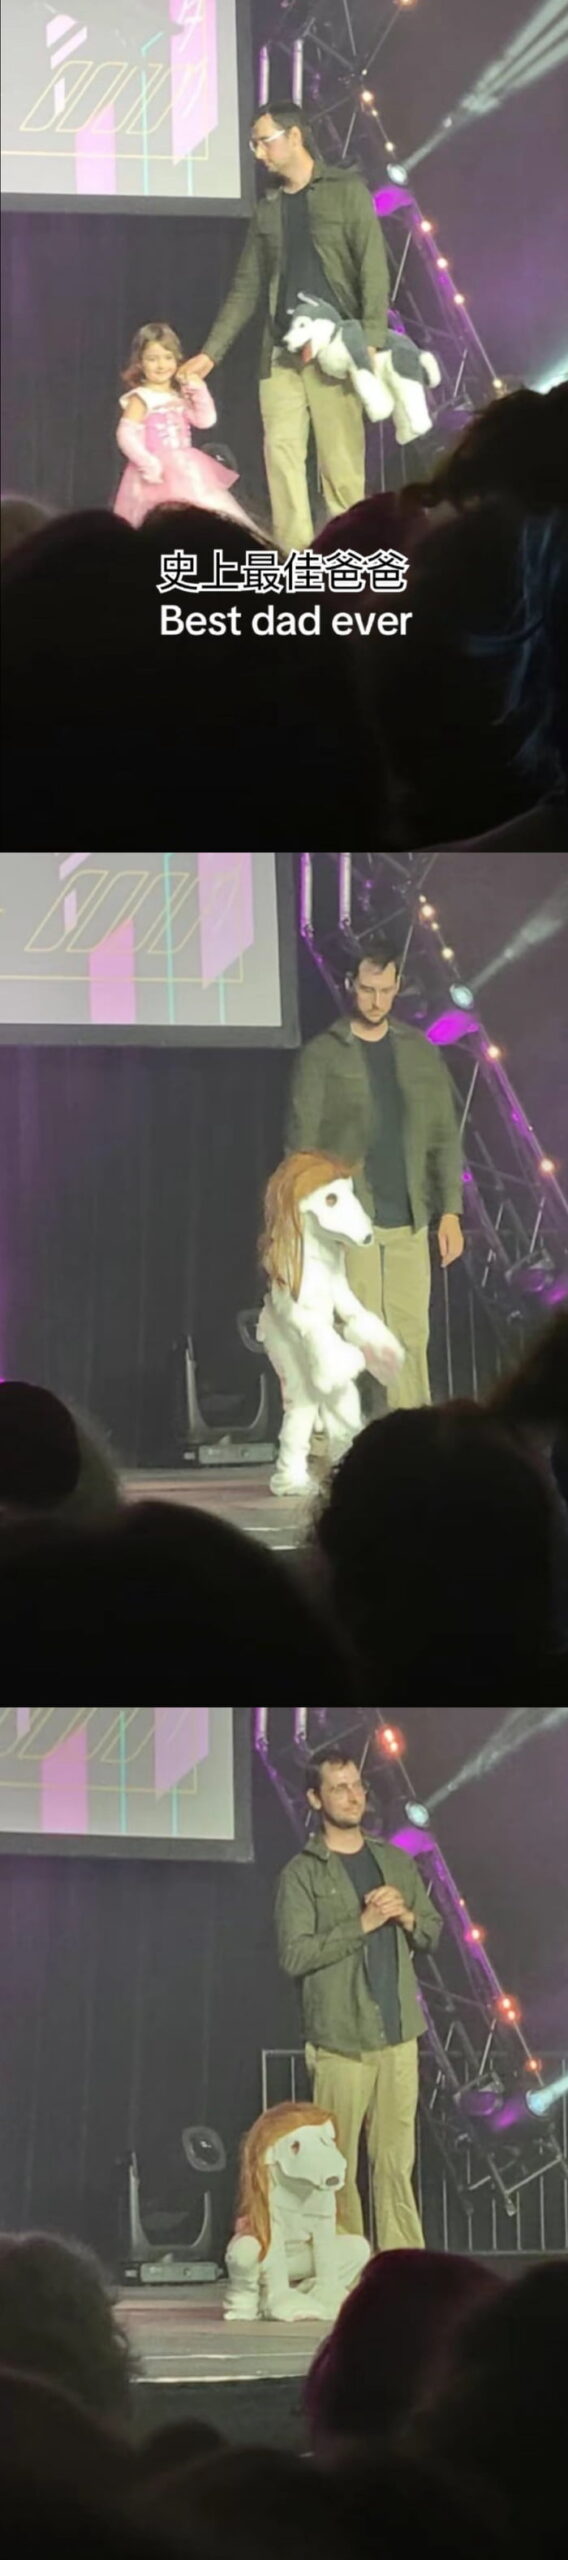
[0,1380,121,1524]
[0,1498,363,1705]
[403,384,568,515]
[1,505,380,851]
[310,1400,563,1702]
[303,2248,504,2459]
[0,2233,135,2422]
[403,2257,568,2549]
[123,2438,506,2560]
[485,1310,568,1439]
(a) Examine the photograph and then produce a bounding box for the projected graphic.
[0,1707,240,1847]
[1,1,249,209]
[0,854,285,1035]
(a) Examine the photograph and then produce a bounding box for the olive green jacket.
[275,1832,442,2054]
[285,1014,463,1230]
[203,160,390,381]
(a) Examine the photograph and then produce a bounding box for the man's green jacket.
[285,1014,463,1230]
[275,1833,442,2054]
[204,160,390,381]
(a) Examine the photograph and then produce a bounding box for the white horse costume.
[257,1151,404,1496]
[224,2106,369,2324]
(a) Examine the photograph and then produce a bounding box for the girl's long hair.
[121,321,184,392]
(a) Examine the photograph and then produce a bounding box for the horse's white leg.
[271,1393,319,1494]
[322,1379,363,1466]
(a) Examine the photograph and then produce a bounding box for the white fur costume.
[284,292,442,441]
[224,2112,369,2323]
[257,1158,404,1496]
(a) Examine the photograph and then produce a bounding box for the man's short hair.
[353,937,402,978]
[305,1747,364,1798]
[251,100,317,155]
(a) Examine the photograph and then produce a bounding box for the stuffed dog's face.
[264,2119,346,2191]
[285,309,335,362]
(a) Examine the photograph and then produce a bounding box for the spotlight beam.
[427,1708,568,1811]
[471,885,568,996]
[406,1,568,168]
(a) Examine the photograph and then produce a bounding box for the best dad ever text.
[160,603,413,638]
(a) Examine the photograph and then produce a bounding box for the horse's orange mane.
[258,1151,358,1301]
[234,2102,348,2260]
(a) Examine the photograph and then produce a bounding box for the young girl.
[113,321,247,526]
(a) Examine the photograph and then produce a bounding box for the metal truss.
[254,1706,568,2253]
[256,2,503,454]
[297,853,568,1389]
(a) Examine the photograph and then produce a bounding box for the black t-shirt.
[338,1843,402,2047]
[274,185,332,343]
[361,1029,412,1227]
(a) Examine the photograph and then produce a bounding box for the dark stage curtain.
[0,1039,290,1464]
[0,211,265,517]
[0,1746,302,2256]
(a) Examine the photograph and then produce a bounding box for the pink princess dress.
[113,380,248,527]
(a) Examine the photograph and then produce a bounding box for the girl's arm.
[116,396,163,481]
[180,378,217,429]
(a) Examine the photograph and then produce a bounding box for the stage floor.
[123,1469,315,1553]
[118,2279,329,2383]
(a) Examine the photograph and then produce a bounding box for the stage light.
[526,2064,568,2117]
[376,1724,406,1758]
[486,1043,502,1060]
[437,257,449,270]
[361,87,374,104]
[496,1993,522,2025]
[539,1156,555,1175]
[450,982,475,1009]
[420,902,436,919]
[492,377,505,390]
[420,218,433,232]
[441,946,455,959]
[404,1801,431,1827]
[465,1924,487,1946]
[386,162,409,183]
[454,293,466,305]
[524,2056,542,2074]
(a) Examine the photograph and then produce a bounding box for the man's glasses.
[249,129,284,155]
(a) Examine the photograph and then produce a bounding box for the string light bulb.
[376,1724,405,1758]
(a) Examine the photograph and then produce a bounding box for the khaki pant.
[311,2040,425,2252]
[259,352,365,553]
[345,1223,432,1410]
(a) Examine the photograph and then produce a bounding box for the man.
[179,102,389,553]
[275,1747,442,2248]
[285,935,464,1410]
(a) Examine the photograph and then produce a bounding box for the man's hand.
[438,1212,464,1269]
[178,353,215,384]
[361,1887,414,1933]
